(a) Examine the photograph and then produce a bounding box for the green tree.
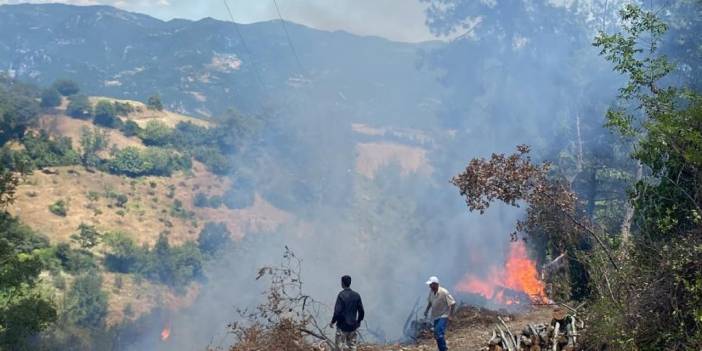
[49,200,68,217]
[120,120,141,137]
[0,80,41,145]
[70,223,102,249]
[40,88,61,108]
[139,120,172,146]
[93,100,120,129]
[146,95,163,111]
[197,222,231,255]
[0,171,56,348]
[64,273,108,328]
[79,127,109,169]
[51,79,80,96]
[66,95,92,120]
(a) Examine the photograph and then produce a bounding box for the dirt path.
[364,304,556,351]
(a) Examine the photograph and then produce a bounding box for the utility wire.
[271,0,306,75]
[222,0,268,96]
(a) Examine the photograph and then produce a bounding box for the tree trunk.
[620,162,643,244]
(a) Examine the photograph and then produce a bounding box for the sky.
[0,0,441,42]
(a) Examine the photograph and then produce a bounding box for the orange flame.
[160,327,170,341]
[456,241,548,305]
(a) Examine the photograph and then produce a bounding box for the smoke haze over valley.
[1,1,699,350]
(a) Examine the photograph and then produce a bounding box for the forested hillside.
[0,1,700,350]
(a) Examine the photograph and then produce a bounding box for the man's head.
[341,275,352,289]
[425,276,440,292]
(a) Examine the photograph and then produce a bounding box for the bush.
[49,200,68,216]
[146,95,163,111]
[193,192,208,208]
[104,232,203,289]
[65,273,108,328]
[193,147,231,175]
[69,223,101,249]
[93,100,121,128]
[55,243,96,273]
[208,195,223,208]
[170,199,193,219]
[21,131,80,168]
[40,88,61,108]
[52,79,79,96]
[197,222,231,255]
[107,147,190,177]
[120,120,141,137]
[113,101,135,116]
[139,120,172,146]
[103,232,144,273]
[66,95,92,119]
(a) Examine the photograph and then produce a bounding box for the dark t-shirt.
[331,288,365,332]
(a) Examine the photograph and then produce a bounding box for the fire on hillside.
[456,241,549,306]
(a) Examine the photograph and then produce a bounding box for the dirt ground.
[364,304,556,351]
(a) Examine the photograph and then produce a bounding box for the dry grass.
[9,161,290,246]
[355,142,433,179]
[87,96,213,128]
[38,114,145,150]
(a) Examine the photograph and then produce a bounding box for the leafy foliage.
[21,131,81,168]
[107,146,190,177]
[146,95,163,111]
[93,100,121,128]
[40,88,61,108]
[64,273,108,328]
[103,232,204,290]
[66,95,92,120]
[52,79,80,96]
[197,222,231,255]
[49,199,68,217]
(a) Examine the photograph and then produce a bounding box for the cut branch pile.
[486,305,584,351]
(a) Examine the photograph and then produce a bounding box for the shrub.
[66,95,92,119]
[193,192,208,208]
[208,195,223,208]
[193,147,231,175]
[52,79,79,96]
[113,101,135,116]
[120,120,141,137]
[170,199,193,219]
[70,223,101,249]
[21,131,80,168]
[49,200,68,216]
[40,88,61,108]
[107,147,189,177]
[65,273,108,327]
[93,100,121,128]
[139,120,172,146]
[197,222,231,255]
[146,95,163,111]
[55,243,96,273]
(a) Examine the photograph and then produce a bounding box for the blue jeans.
[433,317,448,351]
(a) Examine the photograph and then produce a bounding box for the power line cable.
[222,0,269,97]
[271,0,306,75]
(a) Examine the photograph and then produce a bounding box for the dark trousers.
[433,317,448,351]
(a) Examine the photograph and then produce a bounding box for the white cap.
[425,276,440,285]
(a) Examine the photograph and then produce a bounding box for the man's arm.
[330,294,343,327]
[446,292,457,318]
[356,295,365,325]
[423,300,432,318]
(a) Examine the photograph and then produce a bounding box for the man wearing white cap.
[423,276,456,351]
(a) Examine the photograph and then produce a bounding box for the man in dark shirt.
[330,275,364,351]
